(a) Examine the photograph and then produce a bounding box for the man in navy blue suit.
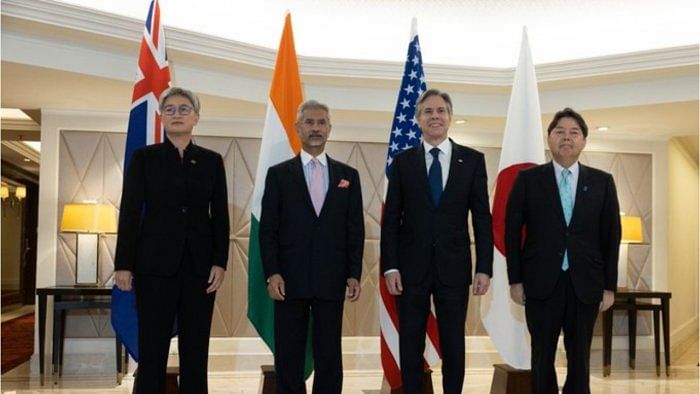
[381,89,494,394]
[506,107,621,393]
[260,100,364,394]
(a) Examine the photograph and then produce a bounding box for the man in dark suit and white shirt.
[506,107,621,393]
[259,100,364,394]
[381,89,494,394]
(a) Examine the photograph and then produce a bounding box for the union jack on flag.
[112,0,170,362]
[379,18,441,390]
[124,0,171,168]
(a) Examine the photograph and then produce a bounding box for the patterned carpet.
[1,312,34,374]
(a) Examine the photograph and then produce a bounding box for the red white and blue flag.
[124,0,171,168]
[380,18,441,390]
[111,0,171,362]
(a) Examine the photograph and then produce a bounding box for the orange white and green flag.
[246,13,313,377]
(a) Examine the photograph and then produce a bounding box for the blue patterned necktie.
[559,168,573,271]
[428,148,443,207]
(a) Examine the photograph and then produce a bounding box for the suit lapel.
[570,164,590,227]
[442,140,462,202]
[289,155,317,215]
[412,144,434,207]
[541,162,568,228]
[319,156,340,217]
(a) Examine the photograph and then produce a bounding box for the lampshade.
[0,186,8,200]
[60,203,117,234]
[621,215,643,243]
[15,185,26,200]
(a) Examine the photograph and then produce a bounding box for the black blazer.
[505,162,621,304]
[381,140,493,286]
[259,155,364,301]
[114,139,230,277]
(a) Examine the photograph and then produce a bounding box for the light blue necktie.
[428,148,443,207]
[559,168,573,271]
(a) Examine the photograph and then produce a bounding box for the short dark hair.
[547,107,588,138]
[159,87,201,114]
[416,89,453,116]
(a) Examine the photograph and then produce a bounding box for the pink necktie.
[310,158,324,216]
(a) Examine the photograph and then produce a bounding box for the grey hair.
[415,89,453,116]
[159,87,201,114]
[296,99,331,123]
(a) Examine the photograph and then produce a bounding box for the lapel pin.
[583,185,588,192]
[190,159,197,165]
[457,158,464,163]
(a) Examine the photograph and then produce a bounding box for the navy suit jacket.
[259,154,364,301]
[381,140,494,286]
[505,161,621,304]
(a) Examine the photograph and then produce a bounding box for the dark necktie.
[428,147,443,207]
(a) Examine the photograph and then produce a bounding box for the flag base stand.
[260,365,276,394]
[380,369,434,394]
[489,364,531,394]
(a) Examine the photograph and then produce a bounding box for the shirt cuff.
[383,269,399,276]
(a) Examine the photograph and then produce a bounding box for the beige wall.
[55,128,654,338]
[667,138,699,341]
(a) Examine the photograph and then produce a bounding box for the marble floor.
[2,352,697,393]
[1,304,697,394]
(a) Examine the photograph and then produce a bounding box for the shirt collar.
[300,149,327,167]
[422,138,452,156]
[552,160,579,178]
[164,135,193,153]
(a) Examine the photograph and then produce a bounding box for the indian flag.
[246,13,313,377]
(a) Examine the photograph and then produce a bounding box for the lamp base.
[75,233,100,286]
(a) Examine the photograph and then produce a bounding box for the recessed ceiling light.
[455,119,467,124]
[597,126,609,132]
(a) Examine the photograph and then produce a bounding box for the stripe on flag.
[480,27,544,370]
[111,0,171,362]
[380,18,441,390]
[247,13,314,378]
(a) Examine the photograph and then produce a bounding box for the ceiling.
[55,0,700,68]
[1,0,698,176]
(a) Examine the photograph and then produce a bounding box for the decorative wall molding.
[3,0,698,85]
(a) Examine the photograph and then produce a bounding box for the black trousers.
[134,254,216,394]
[398,274,469,394]
[525,271,599,394]
[274,298,344,394]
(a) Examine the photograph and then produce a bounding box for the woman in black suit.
[114,87,230,393]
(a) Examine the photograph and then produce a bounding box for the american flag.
[379,18,441,390]
[111,0,170,362]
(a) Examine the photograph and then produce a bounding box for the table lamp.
[60,203,117,286]
[618,215,643,289]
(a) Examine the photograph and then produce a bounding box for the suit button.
[565,231,569,236]
[181,207,188,213]
[559,252,564,257]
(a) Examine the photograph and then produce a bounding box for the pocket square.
[338,179,350,188]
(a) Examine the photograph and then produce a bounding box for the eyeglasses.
[162,105,194,116]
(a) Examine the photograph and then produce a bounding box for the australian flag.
[111,0,170,362]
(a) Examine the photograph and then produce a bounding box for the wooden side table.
[36,286,127,385]
[602,290,671,377]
